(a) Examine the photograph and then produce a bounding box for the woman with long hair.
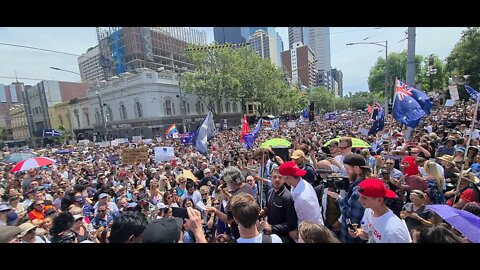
[423,161,446,204]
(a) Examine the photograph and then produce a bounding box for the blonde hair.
[424,161,443,192]
[199,185,210,195]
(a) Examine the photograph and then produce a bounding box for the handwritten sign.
[121,147,149,165]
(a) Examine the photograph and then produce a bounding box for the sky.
[0,27,466,95]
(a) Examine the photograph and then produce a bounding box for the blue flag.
[302,108,308,119]
[271,118,280,131]
[243,119,262,149]
[178,132,195,144]
[465,85,479,101]
[43,129,62,137]
[192,111,214,156]
[368,108,385,135]
[392,80,432,128]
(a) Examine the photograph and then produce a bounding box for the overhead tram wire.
[0,42,81,57]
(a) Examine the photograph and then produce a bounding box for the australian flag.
[192,111,214,156]
[368,108,385,135]
[392,80,434,128]
[243,119,262,149]
[178,132,195,144]
[465,85,479,101]
[43,129,62,137]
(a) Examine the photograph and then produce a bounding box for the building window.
[95,110,101,124]
[119,101,127,120]
[165,99,173,116]
[225,102,230,113]
[218,102,223,114]
[248,104,254,114]
[74,109,80,127]
[232,102,238,113]
[201,103,205,114]
[58,115,63,126]
[195,101,201,114]
[134,98,143,118]
[83,108,90,126]
[186,103,190,115]
[106,107,113,122]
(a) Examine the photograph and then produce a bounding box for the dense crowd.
[1,101,479,243]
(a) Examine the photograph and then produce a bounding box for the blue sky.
[0,27,466,95]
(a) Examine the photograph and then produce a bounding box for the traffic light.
[388,103,393,112]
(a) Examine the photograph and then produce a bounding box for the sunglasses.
[98,209,107,213]
[35,203,44,206]
[201,193,208,196]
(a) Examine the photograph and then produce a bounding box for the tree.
[182,44,290,117]
[368,50,424,95]
[51,125,69,145]
[446,27,480,91]
[181,45,241,116]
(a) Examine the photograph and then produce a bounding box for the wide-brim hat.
[455,169,480,185]
[438,155,455,165]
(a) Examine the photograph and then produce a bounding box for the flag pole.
[454,95,480,203]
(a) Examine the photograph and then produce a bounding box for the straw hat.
[455,169,480,185]
[438,155,455,165]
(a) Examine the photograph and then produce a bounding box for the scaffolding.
[96,27,207,77]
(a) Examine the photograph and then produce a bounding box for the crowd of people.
[1,100,479,243]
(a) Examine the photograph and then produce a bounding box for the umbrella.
[260,138,292,149]
[56,149,72,154]
[9,157,56,173]
[323,137,371,148]
[428,205,480,243]
[3,152,37,164]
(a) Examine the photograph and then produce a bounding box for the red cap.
[279,161,307,177]
[358,178,396,198]
[119,171,127,177]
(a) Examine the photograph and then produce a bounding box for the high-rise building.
[250,30,270,60]
[331,69,343,97]
[288,27,331,72]
[96,27,207,78]
[281,42,316,88]
[9,104,29,141]
[214,27,247,44]
[78,45,104,83]
[0,82,25,132]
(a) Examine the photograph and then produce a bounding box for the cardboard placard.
[121,147,149,165]
[154,147,175,162]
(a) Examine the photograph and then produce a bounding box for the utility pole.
[405,27,416,139]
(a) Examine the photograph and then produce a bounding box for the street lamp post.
[346,41,389,115]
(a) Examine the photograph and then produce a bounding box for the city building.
[78,45,104,83]
[0,82,25,130]
[281,42,316,88]
[214,27,268,44]
[249,28,283,68]
[288,27,331,72]
[331,69,343,97]
[49,101,74,141]
[23,81,88,144]
[9,104,29,142]
[96,27,207,79]
[72,69,241,141]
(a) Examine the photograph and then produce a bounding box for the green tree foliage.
[368,51,424,95]
[416,54,448,91]
[446,27,480,91]
[182,44,291,117]
[52,125,69,145]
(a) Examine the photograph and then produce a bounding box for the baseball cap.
[279,161,307,177]
[73,214,83,221]
[142,217,183,243]
[204,168,211,173]
[343,153,371,169]
[0,203,12,212]
[99,193,109,199]
[358,178,396,198]
[290,150,306,160]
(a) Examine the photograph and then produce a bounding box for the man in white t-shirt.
[231,193,282,243]
[349,178,411,243]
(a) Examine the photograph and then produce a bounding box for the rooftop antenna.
[15,70,19,83]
